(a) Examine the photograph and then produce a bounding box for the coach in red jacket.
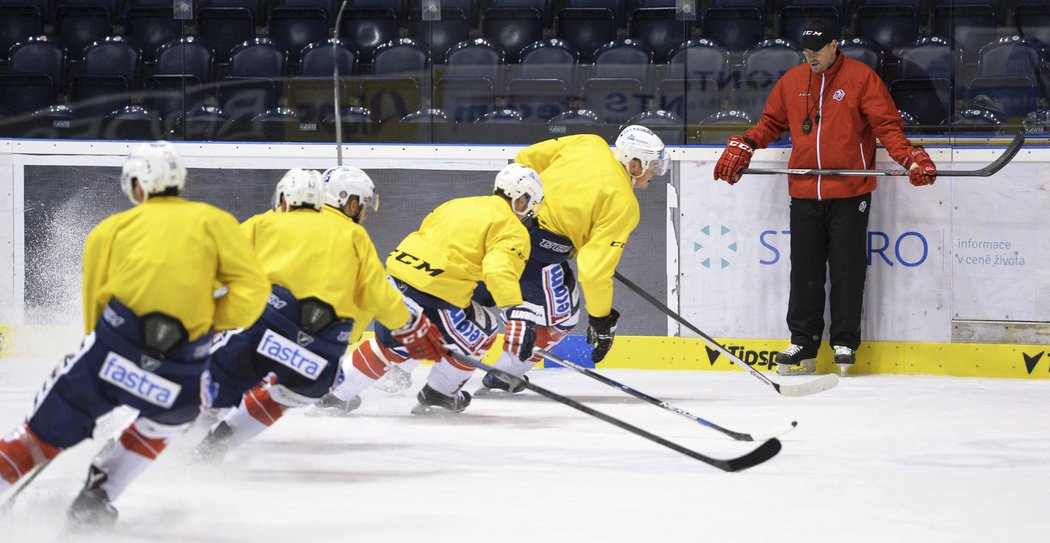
[713,18,937,376]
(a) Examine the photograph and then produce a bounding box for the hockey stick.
[0,459,52,514]
[533,348,797,442]
[448,351,781,472]
[741,131,1024,177]
[332,0,350,166]
[613,272,838,397]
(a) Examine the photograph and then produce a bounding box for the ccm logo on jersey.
[609,241,626,248]
[390,249,445,277]
[99,352,182,408]
[256,329,328,380]
[538,238,572,254]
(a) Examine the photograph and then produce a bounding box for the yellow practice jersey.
[240,205,410,338]
[81,196,269,340]
[387,195,529,308]
[515,135,639,317]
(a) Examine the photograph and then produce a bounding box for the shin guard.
[0,423,60,485]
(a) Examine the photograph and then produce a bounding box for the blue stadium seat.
[82,36,142,83]
[930,2,997,66]
[53,5,112,61]
[104,105,164,140]
[143,74,206,120]
[628,7,692,64]
[554,7,617,63]
[506,77,569,122]
[0,5,44,63]
[9,36,66,92]
[198,0,266,26]
[286,76,359,123]
[251,106,300,140]
[788,0,848,18]
[361,75,421,123]
[566,0,626,27]
[196,7,256,65]
[1015,2,1050,48]
[216,77,278,121]
[852,3,919,56]
[434,0,478,26]
[580,77,645,125]
[299,39,359,77]
[409,7,469,63]
[488,0,552,27]
[976,37,1044,79]
[475,108,525,124]
[695,110,755,143]
[69,74,132,118]
[731,78,779,120]
[438,77,496,123]
[548,108,601,124]
[889,77,954,126]
[667,39,730,83]
[481,7,543,63]
[276,0,335,19]
[742,39,804,82]
[155,37,215,82]
[268,7,329,64]
[656,77,719,125]
[372,38,428,79]
[896,37,960,80]
[966,76,1038,118]
[174,105,233,141]
[519,39,578,93]
[839,37,884,76]
[337,7,399,62]
[123,7,181,62]
[229,39,287,79]
[623,109,684,145]
[401,108,448,123]
[444,38,504,85]
[942,106,1005,134]
[700,7,764,52]
[345,0,405,21]
[0,74,55,117]
[593,39,653,83]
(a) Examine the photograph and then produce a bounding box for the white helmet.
[120,140,186,204]
[321,165,378,220]
[494,163,544,220]
[273,168,324,212]
[615,125,669,179]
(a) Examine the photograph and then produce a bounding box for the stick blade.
[775,373,840,397]
[714,438,782,472]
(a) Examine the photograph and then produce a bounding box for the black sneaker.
[481,372,528,393]
[833,345,856,376]
[774,343,817,376]
[68,465,118,526]
[192,420,233,463]
[306,393,363,417]
[412,384,471,414]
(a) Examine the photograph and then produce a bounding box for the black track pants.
[786,193,871,353]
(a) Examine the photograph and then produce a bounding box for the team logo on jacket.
[833,89,845,101]
[543,264,573,325]
[256,329,328,380]
[859,201,868,213]
[99,352,182,408]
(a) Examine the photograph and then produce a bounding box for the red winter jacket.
[744,52,916,200]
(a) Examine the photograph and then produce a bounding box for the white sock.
[217,402,271,451]
[426,360,474,396]
[394,358,421,374]
[331,365,379,402]
[491,351,537,378]
[96,441,154,501]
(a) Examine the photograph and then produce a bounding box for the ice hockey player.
[314,163,544,415]
[192,167,444,460]
[477,125,667,394]
[0,141,270,525]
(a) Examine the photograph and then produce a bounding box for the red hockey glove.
[905,146,937,186]
[391,311,445,362]
[503,303,543,362]
[714,135,755,184]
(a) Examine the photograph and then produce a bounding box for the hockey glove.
[904,146,937,186]
[503,303,544,362]
[586,309,620,363]
[391,311,445,362]
[713,135,755,184]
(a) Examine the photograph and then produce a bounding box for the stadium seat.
[700,7,764,52]
[53,5,112,61]
[667,39,730,83]
[487,0,551,27]
[742,39,804,82]
[888,77,954,127]
[623,109,684,144]
[216,77,279,121]
[438,77,496,123]
[372,38,429,79]
[628,7,693,64]
[401,108,449,123]
[198,0,266,26]
[519,39,578,93]
[852,3,919,57]
[228,39,287,79]
[196,7,256,65]
[143,74,206,120]
[839,37,884,76]
[123,7,182,62]
[286,76,357,123]
[408,7,469,63]
[554,7,617,63]
[579,77,645,125]
[975,37,1044,79]
[299,39,359,77]
[444,38,504,85]
[929,2,997,66]
[942,106,1005,134]
[695,109,754,143]
[566,0,626,27]
[1015,2,1050,48]
[337,7,399,63]
[155,37,215,82]
[656,77,720,125]
[475,108,525,124]
[731,78,779,120]
[69,74,132,118]
[0,5,45,63]
[548,108,601,124]
[481,7,543,63]
[593,39,653,83]
[896,37,960,80]
[361,75,421,123]
[506,78,569,122]
[787,0,848,18]
[9,36,66,92]
[104,105,164,140]
[324,105,376,139]
[268,7,329,64]
[170,105,233,141]
[966,76,1039,118]
[276,0,335,19]
[0,74,56,117]
[432,0,478,26]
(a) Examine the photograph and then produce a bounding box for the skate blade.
[776,359,816,376]
[837,363,853,377]
[472,386,517,397]
[303,406,356,418]
[410,403,465,416]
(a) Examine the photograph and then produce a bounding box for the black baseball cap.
[800,19,838,51]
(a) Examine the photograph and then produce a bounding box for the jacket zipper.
[815,72,825,200]
[859,143,866,169]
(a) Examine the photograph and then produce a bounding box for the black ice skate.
[474,372,529,396]
[774,343,817,376]
[68,465,118,527]
[305,393,362,417]
[833,345,856,376]
[411,384,471,415]
[192,420,234,463]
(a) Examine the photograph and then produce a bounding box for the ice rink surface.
[2,352,1048,543]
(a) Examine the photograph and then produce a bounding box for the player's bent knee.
[0,423,61,483]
